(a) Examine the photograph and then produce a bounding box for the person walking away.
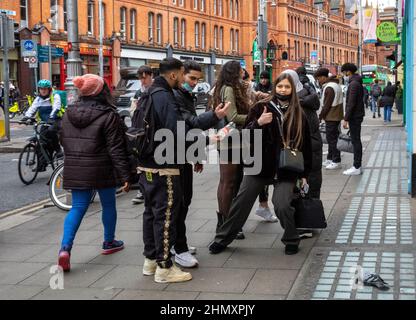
[21,79,64,170]
[212,61,251,239]
[380,81,396,124]
[363,85,369,109]
[57,74,131,272]
[370,79,382,118]
[314,68,344,171]
[341,63,365,176]
[209,72,312,255]
[172,60,229,268]
[130,66,154,205]
[395,81,403,114]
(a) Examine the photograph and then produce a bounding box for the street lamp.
[257,0,276,74]
[316,8,328,67]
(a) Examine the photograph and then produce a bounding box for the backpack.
[372,85,382,98]
[126,88,163,159]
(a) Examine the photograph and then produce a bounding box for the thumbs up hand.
[257,106,273,126]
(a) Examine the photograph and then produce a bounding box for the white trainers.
[143,258,157,276]
[325,162,342,170]
[171,246,197,256]
[343,167,362,176]
[154,264,192,283]
[322,159,332,167]
[255,207,278,222]
[175,251,199,268]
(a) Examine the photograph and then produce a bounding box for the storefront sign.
[178,55,205,62]
[376,22,399,43]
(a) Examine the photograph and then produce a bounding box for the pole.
[98,0,104,77]
[258,0,266,74]
[1,14,11,141]
[358,0,363,74]
[317,10,320,66]
[48,41,52,83]
[64,0,82,105]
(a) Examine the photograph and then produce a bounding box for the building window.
[229,0,233,19]
[213,0,217,15]
[101,3,106,35]
[230,29,234,51]
[148,13,154,42]
[219,26,224,51]
[181,19,186,47]
[20,0,29,28]
[173,0,177,4]
[219,0,223,16]
[63,0,68,31]
[87,1,94,35]
[130,10,136,41]
[214,26,218,49]
[179,0,183,6]
[201,23,206,49]
[50,0,59,31]
[235,0,238,19]
[157,14,163,45]
[194,0,198,9]
[120,7,127,40]
[174,18,179,45]
[195,22,200,47]
[201,0,205,11]
[235,30,239,52]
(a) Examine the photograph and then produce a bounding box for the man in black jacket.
[172,60,228,268]
[341,63,364,176]
[255,71,273,93]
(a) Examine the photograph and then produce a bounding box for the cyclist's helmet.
[38,79,52,89]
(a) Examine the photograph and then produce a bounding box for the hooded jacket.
[344,74,365,121]
[60,97,130,190]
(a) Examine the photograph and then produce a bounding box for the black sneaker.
[209,242,226,254]
[285,244,299,255]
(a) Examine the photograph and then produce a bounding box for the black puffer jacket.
[379,84,396,108]
[60,98,131,190]
[298,86,323,172]
[345,74,365,121]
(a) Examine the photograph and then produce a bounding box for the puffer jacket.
[298,86,322,172]
[60,98,131,190]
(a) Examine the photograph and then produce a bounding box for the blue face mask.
[182,82,194,93]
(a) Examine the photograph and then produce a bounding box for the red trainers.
[58,250,71,272]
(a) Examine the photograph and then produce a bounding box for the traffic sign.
[21,40,37,57]
[29,63,37,69]
[0,9,16,16]
[38,46,64,62]
[29,56,37,64]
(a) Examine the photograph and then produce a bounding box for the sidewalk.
[0,112,414,300]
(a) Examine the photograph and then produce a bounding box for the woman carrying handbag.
[209,72,313,256]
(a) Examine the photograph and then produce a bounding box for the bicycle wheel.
[49,163,72,211]
[18,143,39,185]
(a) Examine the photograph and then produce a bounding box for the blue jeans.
[371,97,379,115]
[61,188,117,249]
[384,105,392,122]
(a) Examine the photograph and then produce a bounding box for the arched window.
[235,30,239,52]
[130,10,136,41]
[148,12,154,42]
[181,19,186,47]
[229,0,233,19]
[235,0,239,19]
[200,0,205,11]
[201,23,206,49]
[120,7,127,40]
[219,0,223,16]
[157,14,163,44]
[214,26,218,49]
[230,28,234,51]
[195,22,200,47]
[173,18,179,45]
[213,0,217,15]
[219,26,224,50]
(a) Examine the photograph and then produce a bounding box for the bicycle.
[8,98,30,119]
[17,119,63,185]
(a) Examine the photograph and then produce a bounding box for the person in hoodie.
[296,66,317,95]
[57,74,131,272]
[379,81,396,124]
[341,63,365,176]
[314,68,344,171]
[255,70,273,93]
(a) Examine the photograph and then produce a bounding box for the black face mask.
[275,93,291,101]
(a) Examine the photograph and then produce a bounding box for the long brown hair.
[256,73,304,149]
[213,61,250,114]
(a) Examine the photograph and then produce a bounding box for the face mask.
[343,76,350,84]
[276,93,291,101]
[182,82,193,93]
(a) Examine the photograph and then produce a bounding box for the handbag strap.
[269,101,288,148]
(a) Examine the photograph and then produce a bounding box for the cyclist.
[22,79,64,170]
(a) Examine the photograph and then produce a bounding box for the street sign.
[310,51,318,65]
[37,45,64,62]
[23,57,29,62]
[29,63,37,68]
[21,39,37,57]
[0,9,16,16]
[29,56,37,64]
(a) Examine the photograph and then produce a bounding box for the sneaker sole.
[154,275,193,283]
[143,270,156,276]
[102,245,125,255]
[58,252,71,272]
[174,259,198,268]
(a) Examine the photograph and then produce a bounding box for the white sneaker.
[343,167,362,176]
[175,251,199,268]
[171,246,197,255]
[325,162,342,170]
[322,159,332,167]
[255,207,278,222]
[154,264,192,283]
[143,258,157,276]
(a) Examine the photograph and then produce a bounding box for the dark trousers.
[139,172,182,268]
[259,186,269,203]
[214,175,299,247]
[326,121,341,163]
[217,160,244,217]
[175,163,193,254]
[349,118,363,169]
[308,169,322,199]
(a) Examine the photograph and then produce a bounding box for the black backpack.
[126,88,163,160]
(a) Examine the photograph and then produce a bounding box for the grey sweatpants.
[214,175,300,247]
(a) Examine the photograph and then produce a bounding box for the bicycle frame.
[27,122,54,166]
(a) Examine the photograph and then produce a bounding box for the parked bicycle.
[17,118,63,185]
[8,99,30,119]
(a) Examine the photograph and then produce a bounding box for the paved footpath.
[0,113,414,300]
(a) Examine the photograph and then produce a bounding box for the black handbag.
[269,101,305,173]
[337,130,354,153]
[293,195,327,229]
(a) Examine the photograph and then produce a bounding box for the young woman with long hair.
[209,72,313,255]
